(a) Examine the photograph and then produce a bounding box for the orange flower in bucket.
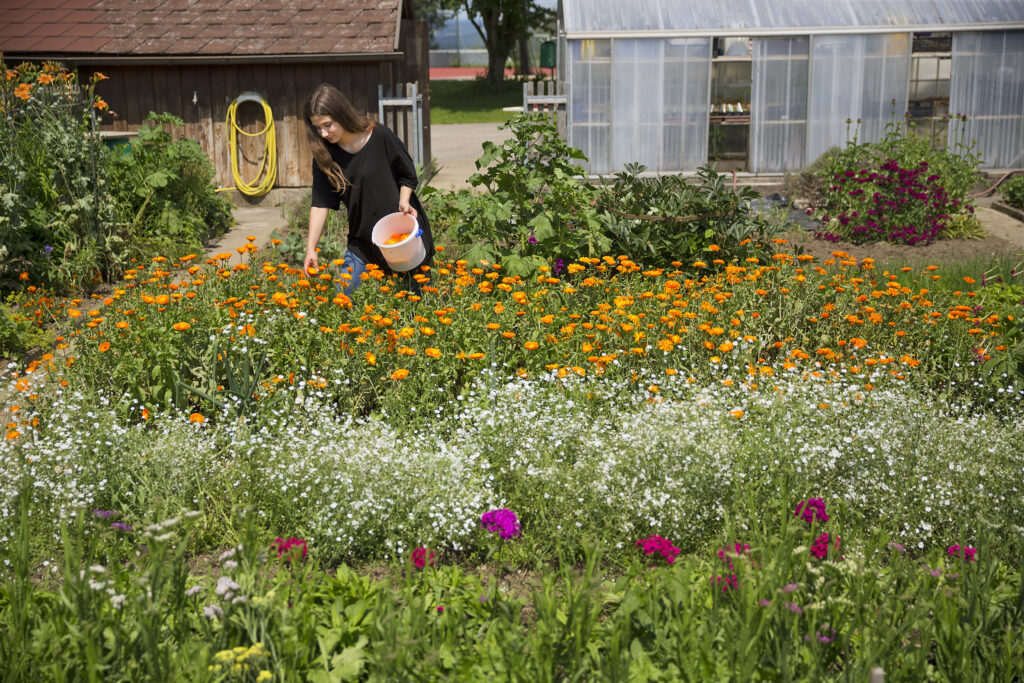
[383,232,410,245]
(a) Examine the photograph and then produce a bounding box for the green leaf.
[528,214,554,241]
[144,170,170,188]
[332,635,367,681]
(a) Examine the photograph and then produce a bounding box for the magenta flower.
[710,574,739,592]
[272,537,308,562]
[636,535,680,564]
[810,532,841,560]
[793,498,830,525]
[411,546,435,569]
[947,544,977,563]
[481,509,520,540]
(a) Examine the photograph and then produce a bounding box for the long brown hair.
[304,84,372,193]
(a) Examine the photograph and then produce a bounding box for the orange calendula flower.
[390,368,410,380]
[98,342,111,352]
[141,408,150,420]
[729,409,744,418]
[189,412,205,423]
[365,352,376,365]
[424,347,441,359]
[172,322,191,331]
[468,352,485,360]
[524,341,540,350]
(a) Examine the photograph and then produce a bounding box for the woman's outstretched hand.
[303,250,319,275]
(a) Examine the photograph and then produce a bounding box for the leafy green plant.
[176,337,279,422]
[426,113,609,276]
[598,163,783,267]
[0,290,56,359]
[0,60,119,295]
[106,112,234,263]
[808,115,983,245]
[1001,174,1024,210]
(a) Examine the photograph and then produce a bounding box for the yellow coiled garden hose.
[219,91,277,196]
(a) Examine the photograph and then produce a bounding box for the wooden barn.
[0,0,430,193]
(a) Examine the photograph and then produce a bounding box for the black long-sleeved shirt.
[311,123,433,270]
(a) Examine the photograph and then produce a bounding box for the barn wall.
[83,61,424,188]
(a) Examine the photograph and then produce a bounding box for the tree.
[414,0,459,50]
[461,0,554,85]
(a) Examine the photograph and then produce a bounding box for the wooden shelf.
[710,114,750,125]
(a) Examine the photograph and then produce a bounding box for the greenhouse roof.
[561,0,1024,38]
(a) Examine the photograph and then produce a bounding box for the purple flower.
[111,522,133,532]
[787,602,803,615]
[781,583,799,593]
[44,244,53,255]
[758,599,771,607]
[793,498,829,525]
[636,534,680,564]
[527,235,538,245]
[93,509,117,519]
[481,508,520,539]
[888,542,906,553]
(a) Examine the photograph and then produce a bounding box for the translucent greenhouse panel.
[612,40,665,171]
[750,37,809,172]
[568,39,612,175]
[663,39,713,171]
[950,31,1024,168]
[561,0,1024,37]
[806,34,910,165]
[611,38,711,172]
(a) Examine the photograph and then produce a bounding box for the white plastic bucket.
[371,212,426,273]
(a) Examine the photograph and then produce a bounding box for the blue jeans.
[339,249,368,297]
[338,249,428,297]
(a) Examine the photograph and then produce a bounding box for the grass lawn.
[428,79,523,124]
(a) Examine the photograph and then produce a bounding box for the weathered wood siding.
[84,57,428,189]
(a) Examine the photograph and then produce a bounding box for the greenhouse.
[555,0,1024,175]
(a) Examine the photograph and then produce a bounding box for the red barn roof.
[0,0,404,58]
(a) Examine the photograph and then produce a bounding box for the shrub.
[598,163,783,266]
[1001,174,1024,210]
[105,112,234,263]
[424,113,609,276]
[808,115,983,245]
[0,60,119,294]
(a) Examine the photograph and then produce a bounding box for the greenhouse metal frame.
[556,0,1024,175]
